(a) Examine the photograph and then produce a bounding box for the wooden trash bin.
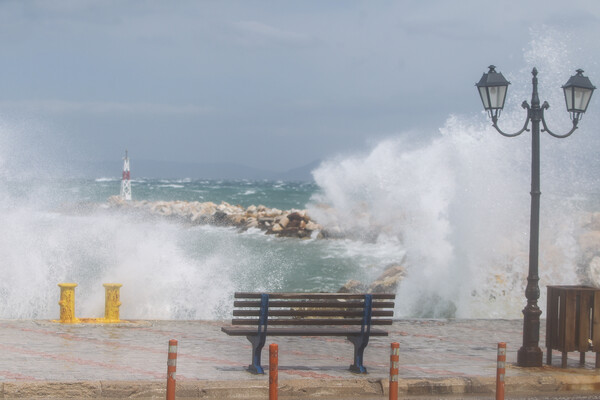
[546,285,600,368]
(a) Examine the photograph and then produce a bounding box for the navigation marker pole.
[120,150,132,201]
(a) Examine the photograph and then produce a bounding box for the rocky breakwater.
[107,196,322,239]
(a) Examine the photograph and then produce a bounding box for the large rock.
[369,264,406,294]
[278,216,290,228]
[306,221,321,231]
[338,280,367,294]
[271,223,283,233]
[245,217,259,229]
[337,264,406,294]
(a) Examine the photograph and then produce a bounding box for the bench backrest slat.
[230,292,395,329]
[234,300,395,309]
[235,292,395,300]
[233,309,394,317]
[232,318,393,326]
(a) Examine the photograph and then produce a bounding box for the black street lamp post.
[476,66,595,367]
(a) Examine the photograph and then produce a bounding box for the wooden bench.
[221,292,395,374]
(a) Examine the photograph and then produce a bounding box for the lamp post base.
[517,345,543,367]
[518,303,543,367]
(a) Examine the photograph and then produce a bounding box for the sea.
[0,31,599,321]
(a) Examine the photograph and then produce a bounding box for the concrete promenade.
[0,319,599,398]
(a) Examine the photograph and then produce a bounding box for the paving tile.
[0,319,597,383]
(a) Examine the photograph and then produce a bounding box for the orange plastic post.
[389,342,399,400]
[166,339,178,400]
[269,343,278,400]
[496,342,506,400]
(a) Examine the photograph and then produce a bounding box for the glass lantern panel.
[489,85,507,109]
[573,87,593,112]
[478,86,490,109]
[564,87,574,110]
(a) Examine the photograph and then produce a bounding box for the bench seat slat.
[221,326,389,337]
[233,300,395,309]
[231,318,393,326]
[233,309,394,317]
[234,292,395,300]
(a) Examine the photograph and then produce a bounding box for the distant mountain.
[76,158,320,181]
[274,160,321,181]
[129,159,274,180]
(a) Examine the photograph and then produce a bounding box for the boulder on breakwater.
[107,196,322,239]
[338,264,406,294]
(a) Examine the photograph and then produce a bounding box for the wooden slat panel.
[234,292,395,300]
[221,326,389,337]
[550,285,593,291]
[550,287,559,349]
[564,290,577,352]
[558,289,566,352]
[578,291,592,352]
[233,300,395,309]
[546,286,557,350]
[231,318,393,326]
[233,309,394,317]
[592,290,600,350]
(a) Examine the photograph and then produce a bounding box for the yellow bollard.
[58,283,79,323]
[103,283,123,322]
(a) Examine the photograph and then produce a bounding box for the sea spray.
[0,176,376,319]
[309,117,528,318]
[309,30,600,318]
[0,206,236,320]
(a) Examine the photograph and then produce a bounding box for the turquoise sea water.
[0,173,597,322]
[0,178,406,320]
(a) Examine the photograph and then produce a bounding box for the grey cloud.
[0,101,215,116]
[0,0,598,176]
[230,20,314,47]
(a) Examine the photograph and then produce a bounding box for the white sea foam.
[0,206,235,319]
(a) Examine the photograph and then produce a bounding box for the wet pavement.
[0,319,598,397]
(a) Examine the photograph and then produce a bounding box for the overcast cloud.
[0,0,599,177]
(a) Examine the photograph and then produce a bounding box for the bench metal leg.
[348,335,369,374]
[246,335,266,374]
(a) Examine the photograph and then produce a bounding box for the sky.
[0,0,599,178]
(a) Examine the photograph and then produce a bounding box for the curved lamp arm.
[491,101,531,137]
[540,102,579,138]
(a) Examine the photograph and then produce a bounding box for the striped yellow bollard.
[58,283,79,323]
[103,283,123,322]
